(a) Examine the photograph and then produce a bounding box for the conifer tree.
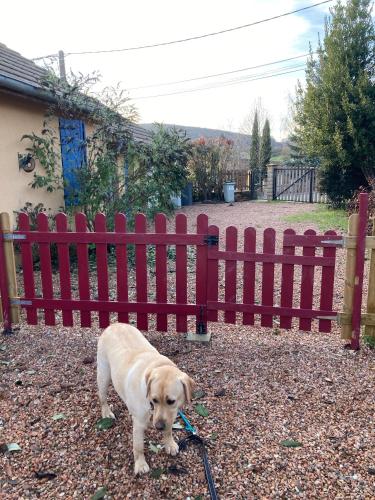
[259,118,272,178]
[293,0,375,205]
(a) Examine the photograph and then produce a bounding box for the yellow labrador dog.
[97,323,194,475]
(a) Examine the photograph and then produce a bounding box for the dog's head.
[145,366,194,432]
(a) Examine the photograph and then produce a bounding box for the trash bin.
[170,193,182,208]
[223,181,235,203]
[181,182,193,206]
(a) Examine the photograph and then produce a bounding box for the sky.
[2,0,335,140]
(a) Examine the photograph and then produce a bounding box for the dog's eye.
[150,401,154,410]
[152,398,158,404]
[167,399,175,405]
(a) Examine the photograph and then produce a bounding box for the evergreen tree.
[249,111,260,174]
[259,119,272,178]
[293,0,375,205]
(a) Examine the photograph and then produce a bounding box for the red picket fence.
[0,210,345,335]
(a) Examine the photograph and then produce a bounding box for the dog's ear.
[180,374,194,404]
[145,370,153,398]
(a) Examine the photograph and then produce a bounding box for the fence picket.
[280,229,296,329]
[135,214,148,330]
[196,214,208,332]
[95,214,110,328]
[55,213,73,326]
[243,227,256,325]
[225,226,237,324]
[319,230,337,332]
[299,229,316,331]
[261,228,276,327]
[18,213,37,324]
[155,213,168,332]
[207,225,219,322]
[75,213,91,327]
[37,213,55,326]
[175,214,188,332]
[115,213,128,324]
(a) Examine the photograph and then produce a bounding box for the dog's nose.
[155,420,166,431]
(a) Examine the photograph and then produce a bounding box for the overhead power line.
[32,0,332,60]
[128,53,312,90]
[131,65,306,100]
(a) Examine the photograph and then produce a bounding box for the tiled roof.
[0,43,151,144]
[0,42,46,87]
[129,123,152,143]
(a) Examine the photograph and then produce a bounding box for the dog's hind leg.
[97,354,115,419]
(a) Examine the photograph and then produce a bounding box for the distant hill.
[141,123,285,154]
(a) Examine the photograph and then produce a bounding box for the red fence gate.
[0,194,371,348]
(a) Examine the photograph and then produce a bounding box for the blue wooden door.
[59,118,86,205]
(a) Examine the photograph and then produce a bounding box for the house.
[0,43,150,225]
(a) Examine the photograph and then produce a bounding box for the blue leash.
[178,410,197,435]
[177,410,219,500]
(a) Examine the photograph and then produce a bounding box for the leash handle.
[178,410,197,435]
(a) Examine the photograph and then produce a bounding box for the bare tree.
[240,97,269,136]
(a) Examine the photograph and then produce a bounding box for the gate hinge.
[10,298,32,306]
[204,235,219,246]
[2,233,26,241]
[316,315,339,321]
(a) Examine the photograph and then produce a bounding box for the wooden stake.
[341,213,359,339]
[0,213,19,324]
[365,219,375,338]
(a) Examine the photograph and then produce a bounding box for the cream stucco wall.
[0,91,64,227]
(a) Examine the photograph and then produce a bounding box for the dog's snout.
[155,420,166,431]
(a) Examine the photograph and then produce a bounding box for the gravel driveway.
[1,201,374,499]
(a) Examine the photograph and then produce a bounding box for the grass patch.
[284,205,347,232]
[363,335,375,349]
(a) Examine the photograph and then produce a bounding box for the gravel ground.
[1,201,374,499]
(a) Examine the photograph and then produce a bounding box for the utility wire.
[32,0,332,60]
[128,53,312,90]
[131,66,306,100]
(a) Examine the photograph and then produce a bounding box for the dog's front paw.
[134,458,150,475]
[164,440,179,456]
[101,405,115,420]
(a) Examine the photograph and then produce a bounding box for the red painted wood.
[196,214,208,331]
[135,214,148,330]
[243,227,256,325]
[13,231,204,245]
[351,192,368,350]
[280,229,296,329]
[21,298,201,315]
[18,213,37,324]
[207,225,219,322]
[208,250,333,266]
[283,234,342,247]
[55,213,73,326]
[261,228,276,327]
[37,213,55,326]
[225,226,237,324]
[208,301,335,318]
[155,213,168,331]
[175,214,188,332]
[95,214,110,328]
[115,213,128,324]
[299,229,316,331]
[319,230,337,332]
[75,213,91,327]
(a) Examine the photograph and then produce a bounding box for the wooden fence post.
[0,213,19,325]
[365,218,375,338]
[341,213,359,340]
